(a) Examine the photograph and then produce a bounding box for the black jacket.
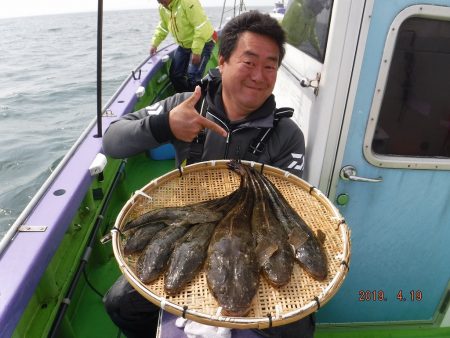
[102,76,305,177]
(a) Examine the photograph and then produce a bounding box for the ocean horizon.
[0,7,271,239]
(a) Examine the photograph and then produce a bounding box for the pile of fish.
[121,161,327,316]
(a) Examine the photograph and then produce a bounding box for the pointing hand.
[169,86,227,142]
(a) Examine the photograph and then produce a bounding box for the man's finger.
[198,115,228,138]
[184,85,202,107]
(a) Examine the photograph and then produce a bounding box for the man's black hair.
[219,10,286,66]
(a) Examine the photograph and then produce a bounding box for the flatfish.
[123,222,166,255]
[164,222,217,295]
[123,201,223,232]
[206,162,259,316]
[255,170,328,281]
[248,166,294,287]
[136,224,190,284]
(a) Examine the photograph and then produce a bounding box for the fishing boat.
[270,0,286,20]
[1,0,450,337]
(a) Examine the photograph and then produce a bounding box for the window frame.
[363,4,450,170]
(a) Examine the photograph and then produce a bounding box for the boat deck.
[54,155,176,338]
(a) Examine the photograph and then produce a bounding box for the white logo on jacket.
[146,103,163,115]
[288,153,304,171]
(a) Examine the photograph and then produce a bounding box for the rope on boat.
[131,69,142,80]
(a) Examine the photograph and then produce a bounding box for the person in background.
[150,0,216,92]
[282,0,330,60]
[103,10,314,338]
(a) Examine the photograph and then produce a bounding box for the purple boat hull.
[0,45,177,337]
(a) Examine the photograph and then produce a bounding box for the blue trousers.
[169,40,215,93]
[104,275,315,338]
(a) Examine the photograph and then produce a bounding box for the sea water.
[0,7,270,239]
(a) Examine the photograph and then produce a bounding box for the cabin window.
[281,0,333,62]
[372,17,450,160]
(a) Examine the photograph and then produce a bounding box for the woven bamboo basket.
[111,160,351,329]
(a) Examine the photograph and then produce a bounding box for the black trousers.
[169,40,215,93]
[104,275,315,338]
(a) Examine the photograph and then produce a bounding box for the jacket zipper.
[224,127,255,159]
[208,112,256,159]
[170,9,180,44]
[208,113,233,158]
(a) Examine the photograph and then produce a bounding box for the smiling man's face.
[219,31,280,121]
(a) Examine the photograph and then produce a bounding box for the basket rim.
[111,160,351,329]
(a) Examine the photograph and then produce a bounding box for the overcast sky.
[0,0,275,19]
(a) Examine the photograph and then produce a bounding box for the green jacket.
[281,0,321,56]
[151,0,214,55]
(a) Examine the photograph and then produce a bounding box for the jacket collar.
[162,0,178,11]
[205,77,277,129]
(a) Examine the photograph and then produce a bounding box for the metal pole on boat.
[95,0,103,138]
[219,0,227,28]
[239,0,245,13]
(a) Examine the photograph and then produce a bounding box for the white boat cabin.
[275,0,450,327]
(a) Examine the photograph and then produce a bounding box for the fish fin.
[171,220,188,227]
[316,229,326,244]
[290,243,296,254]
[255,240,278,266]
[288,228,309,248]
